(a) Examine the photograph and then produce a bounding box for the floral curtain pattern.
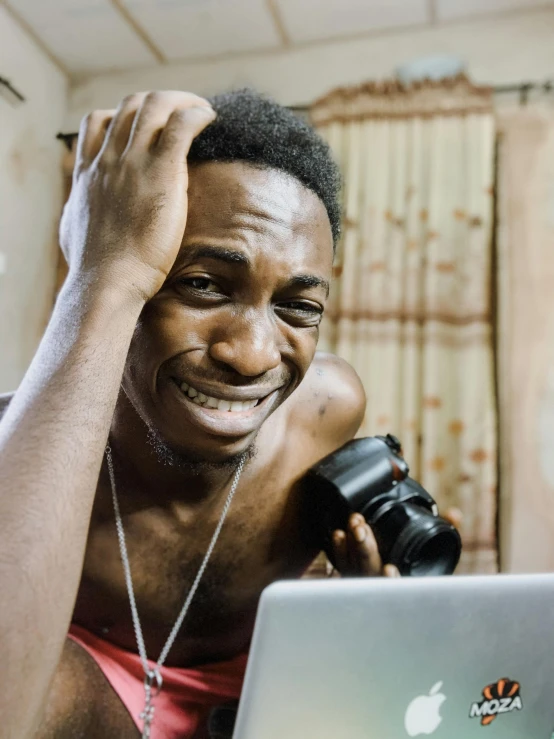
[311,78,498,573]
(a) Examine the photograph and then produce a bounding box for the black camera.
[305,434,462,576]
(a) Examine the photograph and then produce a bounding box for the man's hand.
[331,514,401,578]
[60,90,216,303]
[331,508,463,578]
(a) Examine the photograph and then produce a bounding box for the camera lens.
[370,502,462,576]
[393,523,461,576]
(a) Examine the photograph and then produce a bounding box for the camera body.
[305,434,462,576]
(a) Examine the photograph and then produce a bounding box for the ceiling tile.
[276,0,429,44]
[7,0,157,74]
[121,0,281,60]
[437,0,554,22]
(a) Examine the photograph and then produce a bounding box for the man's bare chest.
[72,465,317,665]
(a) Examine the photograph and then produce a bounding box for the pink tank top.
[68,623,247,738]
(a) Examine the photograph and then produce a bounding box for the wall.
[0,6,68,393]
[67,8,554,127]
[496,100,554,573]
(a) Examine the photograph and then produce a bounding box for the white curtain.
[311,78,497,573]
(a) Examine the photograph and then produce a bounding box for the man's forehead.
[186,160,333,245]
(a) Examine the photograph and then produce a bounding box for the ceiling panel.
[437,0,554,22]
[7,0,157,74]
[276,0,429,45]
[121,0,281,61]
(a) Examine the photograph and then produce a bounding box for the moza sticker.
[469,678,522,726]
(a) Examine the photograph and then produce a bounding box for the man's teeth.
[180,382,259,412]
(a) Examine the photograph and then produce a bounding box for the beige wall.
[497,103,554,573]
[0,6,68,393]
[67,8,554,127]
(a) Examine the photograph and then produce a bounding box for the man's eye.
[284,302,320,313]
[180,277,220,293]
[277,302,323,324]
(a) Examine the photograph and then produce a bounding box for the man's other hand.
[331,508,463,578]
[331,513,400,578]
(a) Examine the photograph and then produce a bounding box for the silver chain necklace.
[105,445,245,739]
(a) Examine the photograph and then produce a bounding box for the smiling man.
[0,90,397,739]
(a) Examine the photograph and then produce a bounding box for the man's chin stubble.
[145,426,257,474]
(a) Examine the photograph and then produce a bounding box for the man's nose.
[209,310,281,377]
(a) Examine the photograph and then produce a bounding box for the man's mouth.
[179,381,261,413]
[164,377,283,439]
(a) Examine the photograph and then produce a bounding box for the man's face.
[122,161,334,463]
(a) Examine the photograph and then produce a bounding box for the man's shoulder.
[306,352,366,412]
[290,352,366,451]
[0,392,14,421]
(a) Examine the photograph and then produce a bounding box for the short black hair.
[188,89,341,246]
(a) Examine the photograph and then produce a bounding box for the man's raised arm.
[0,91,215,738]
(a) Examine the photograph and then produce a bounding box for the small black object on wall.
[0,76,25,106]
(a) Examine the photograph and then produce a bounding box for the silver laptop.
[233,574,554,739]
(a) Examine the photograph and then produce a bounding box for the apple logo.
[404,681,446,737]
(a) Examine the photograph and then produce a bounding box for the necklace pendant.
[139,667,163,739]
[140,705,154,739]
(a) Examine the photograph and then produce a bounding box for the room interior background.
[2,0,554,575]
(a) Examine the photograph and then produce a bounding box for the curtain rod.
[289,79,554,112]
[56,79,554,150]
